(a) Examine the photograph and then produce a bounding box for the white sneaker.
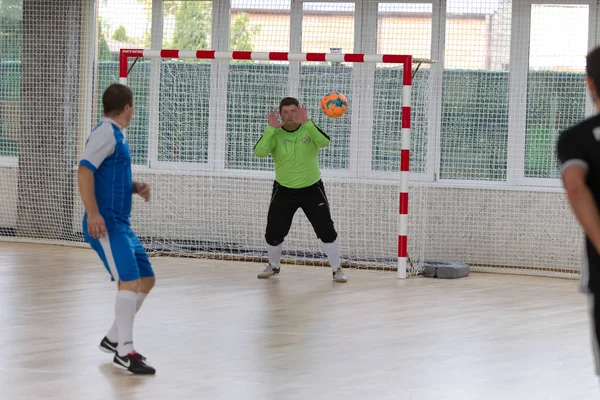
[333,268,348,282]
[257,263,280,279]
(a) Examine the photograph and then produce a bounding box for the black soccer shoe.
[99,336,118,354]
[100,336,146,360]
[113,351,156,375]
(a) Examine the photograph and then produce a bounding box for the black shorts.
[590,294,600,376]
[584,239,600,294]
[265,180,337,246]
[583,240,600,375]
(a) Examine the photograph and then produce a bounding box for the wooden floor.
[0,242,598,400]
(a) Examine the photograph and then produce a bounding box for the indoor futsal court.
[3,0,600,399]
[1,242,599,399]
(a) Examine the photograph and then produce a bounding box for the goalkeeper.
[253,97,348,283]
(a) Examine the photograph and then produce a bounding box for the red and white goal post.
[119,49,434,279]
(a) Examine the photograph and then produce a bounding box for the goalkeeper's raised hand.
[268,110,282,128]
[294,104,310,125]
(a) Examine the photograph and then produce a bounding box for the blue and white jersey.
[80,118,133,230]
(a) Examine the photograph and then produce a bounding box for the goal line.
[119,48,435,279]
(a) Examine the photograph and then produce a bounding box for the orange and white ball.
[320,92,348,118]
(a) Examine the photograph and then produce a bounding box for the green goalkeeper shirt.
[253,120,330,189]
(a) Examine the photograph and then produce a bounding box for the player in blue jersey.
[78,83,155,375]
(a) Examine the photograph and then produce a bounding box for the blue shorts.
[84,224,154,282]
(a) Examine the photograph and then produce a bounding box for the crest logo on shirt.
[302,135,311,145]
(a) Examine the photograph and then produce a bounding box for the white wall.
[54,169,583,276]
[0,166,581,276]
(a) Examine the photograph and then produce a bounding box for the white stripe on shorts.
[588,295,600,376]
[99,234,120,282]
[583,245,600,375]
[581,242,591,294]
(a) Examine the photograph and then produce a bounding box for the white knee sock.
[106,321,118,342]
[323,239,341,271]
[115,290,137,356]
[267,243,282,268]
[106,292,148,342]
[136,292,148,312]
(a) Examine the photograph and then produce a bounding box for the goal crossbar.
[119,48,435,279]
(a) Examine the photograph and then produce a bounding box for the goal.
[118,48,435,278]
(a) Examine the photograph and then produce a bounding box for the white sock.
[323,239,341,271]
[136,292,148,312]
[106,321,118,342]
[115,290,137,356]
[106,292,148,342]
[267,243,282,268]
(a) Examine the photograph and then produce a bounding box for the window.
[226,63,289,170]
[97,0,152,165]
[225,1,291,170]
[103,0,598,188]
[0,0,23,158]
[299,62,353,170]
[373,3,432,174]
[301,2,354,54]
[440,0,511,181]
[525,4,588,179]
[300,2,355,170]
[157,1,212,164]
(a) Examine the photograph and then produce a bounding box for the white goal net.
[119,49,433,277]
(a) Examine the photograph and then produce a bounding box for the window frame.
[362,0,443,183]
[146,0,216,170]
[509,0,598,188]
[135,0,600,190]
